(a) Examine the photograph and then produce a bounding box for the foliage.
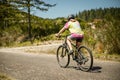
[76,7,120,21]
[99,18,120,54]
[76,7,120,54]
[0,3,120,55]
[9,0,56,42]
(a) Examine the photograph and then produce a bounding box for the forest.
[0,0,120,56]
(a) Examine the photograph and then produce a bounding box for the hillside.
[0,4,120,54]
[76,7,120,21]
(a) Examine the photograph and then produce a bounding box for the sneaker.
[68,50,74,55]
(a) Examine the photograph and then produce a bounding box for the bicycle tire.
[56,45,70,68]
[77,46,93,71]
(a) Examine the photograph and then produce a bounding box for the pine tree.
[9,0,56,43]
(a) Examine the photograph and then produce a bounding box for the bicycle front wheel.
[77,46,93,71]
[56,45,70,68]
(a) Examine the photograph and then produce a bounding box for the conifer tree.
[9,0,56,42]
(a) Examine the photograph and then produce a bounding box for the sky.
[32,0,120,19]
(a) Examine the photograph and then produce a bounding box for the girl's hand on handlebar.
[55,33,59,37]
[55,33,60,37]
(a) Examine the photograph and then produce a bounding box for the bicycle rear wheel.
[56,45,70,68]
[77,46,93,71]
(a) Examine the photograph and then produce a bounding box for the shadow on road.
[90,66,102,73]
[66,66,102,73]
[66,66,77,69]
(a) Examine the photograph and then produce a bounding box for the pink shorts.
[67,33,83,42]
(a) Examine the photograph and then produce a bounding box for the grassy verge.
[1,33,120,62]
[2,34,57,48]
[93,53,120,62]
[0,73,16,80]
[25,45,120,62]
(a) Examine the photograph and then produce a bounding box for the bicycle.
[56,35,93,72]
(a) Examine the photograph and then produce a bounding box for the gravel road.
[0,44,120,80]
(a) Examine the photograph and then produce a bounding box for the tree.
[0,0,13,29]
[10,0,56,43]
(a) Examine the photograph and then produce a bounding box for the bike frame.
[63,35,80,60]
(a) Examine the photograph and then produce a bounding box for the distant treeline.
[76,7,120,21]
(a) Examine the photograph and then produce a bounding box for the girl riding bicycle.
[55,15,84,55]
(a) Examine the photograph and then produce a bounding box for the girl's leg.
[67,37,72,50]
[67,37,74,54]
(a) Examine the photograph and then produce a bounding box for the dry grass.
[93,53,120,62]
[0,73,16,80]
[25,44,120,62]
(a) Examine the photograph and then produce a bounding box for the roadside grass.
[93,53,120,62]
[26,49,56,54]
[4,34,56,48]
[1,33,120,62]
[25,46,120,62]
[10,35,120,62]
[0,73,16,80]
[25,44,58,55]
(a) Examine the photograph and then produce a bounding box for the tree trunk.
[28,0,32,43]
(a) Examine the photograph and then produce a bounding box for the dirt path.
[0,44,120,80]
